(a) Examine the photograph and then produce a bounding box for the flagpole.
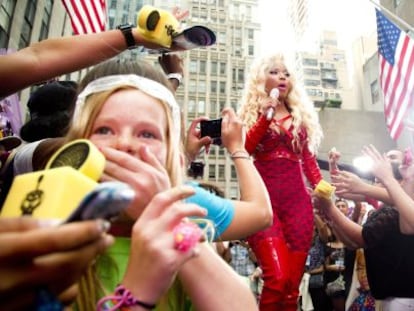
[368,0,414,33]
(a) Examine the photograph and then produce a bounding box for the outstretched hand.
[185,117,213,161]
[361,144,395,184]
[122,186,207,305]
[331,170,365,198]
[220,107,246,153]
[328,147,341,175]
[0,218,113,309]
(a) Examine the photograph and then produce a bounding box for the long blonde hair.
[239,53,323,154]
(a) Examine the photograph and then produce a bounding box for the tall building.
[296,31,351,110]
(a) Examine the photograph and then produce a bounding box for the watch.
[167,73,183,84]
[117,24,136,49]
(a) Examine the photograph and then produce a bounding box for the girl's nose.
[116,133,137,155]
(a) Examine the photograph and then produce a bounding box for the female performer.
[239,53,324,311]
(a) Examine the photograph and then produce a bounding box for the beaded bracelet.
[230,150,250,160]
[97,284,156,311]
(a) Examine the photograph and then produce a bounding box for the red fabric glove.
[245,114,271,155]
[301,143,323,188]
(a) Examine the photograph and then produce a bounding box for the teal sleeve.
[184,181,235,239]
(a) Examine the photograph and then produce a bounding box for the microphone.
[266,88,279,120]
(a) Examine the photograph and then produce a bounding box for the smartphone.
[200,118,222,145]
[64,181,134,223]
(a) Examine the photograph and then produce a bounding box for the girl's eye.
[140,131,157,139]
[94,126,113,135]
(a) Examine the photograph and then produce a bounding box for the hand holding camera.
[200,118,222,146]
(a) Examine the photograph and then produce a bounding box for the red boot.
[283,250,308,311]
[245,114,271,154]
[251,237,290,311]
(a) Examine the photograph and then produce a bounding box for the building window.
[189,80,197,93]
[370,80,379,105]
[211,61,217,74]
[219,100,226,112]
[304,79,320,87]
[211,81,217,93]
[188,99,196,112]
[302,58,318,66]
[231,166,237,179]
[198,100,206,113]
[219,81,226,93]
[38,0,53,41]
[230,187,239,200]
[238,68,244,81]
[220,62,226,75]
[20,0,37,48]
[199,60,206,74]
[210,100,217,114]
[208,164,216,179]
[218,164,225,180]
[189,60,197,73]
[304,68,320,76]
[198,81,206,93]
[248,28,254,39]
[248,45,254,56]
[0,0,17,48]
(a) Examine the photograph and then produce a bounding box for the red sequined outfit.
[245,114,322,311]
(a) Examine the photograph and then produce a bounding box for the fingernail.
[99,220,111,233]
[103,234,115,247]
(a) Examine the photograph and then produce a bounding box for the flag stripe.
[62,0,107,35]
[376,9,414,140]
[388,36,414,138]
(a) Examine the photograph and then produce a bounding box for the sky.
[258,0,378,56]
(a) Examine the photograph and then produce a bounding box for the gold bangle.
[230,150,250,160]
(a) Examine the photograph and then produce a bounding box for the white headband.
[75,74,181,138]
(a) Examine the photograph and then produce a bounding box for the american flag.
[62,0,107,35]
[376,9,414,140]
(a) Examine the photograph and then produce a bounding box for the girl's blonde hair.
[238,53,323,154]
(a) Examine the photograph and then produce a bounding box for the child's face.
[89,89,168,165]
[265,61,291,98]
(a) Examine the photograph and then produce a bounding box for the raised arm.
[312,194,364,249]
[0,28,181,98]
[332,170,391,204]
[219,108,272,240]
[363,144,414,234]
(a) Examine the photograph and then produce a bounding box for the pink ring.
[173,221,203,252]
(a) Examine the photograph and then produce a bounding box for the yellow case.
[314,180,336,200]
[0,139,105,220]
[136,5,180,48]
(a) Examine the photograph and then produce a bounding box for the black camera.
[200,118,222,145]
